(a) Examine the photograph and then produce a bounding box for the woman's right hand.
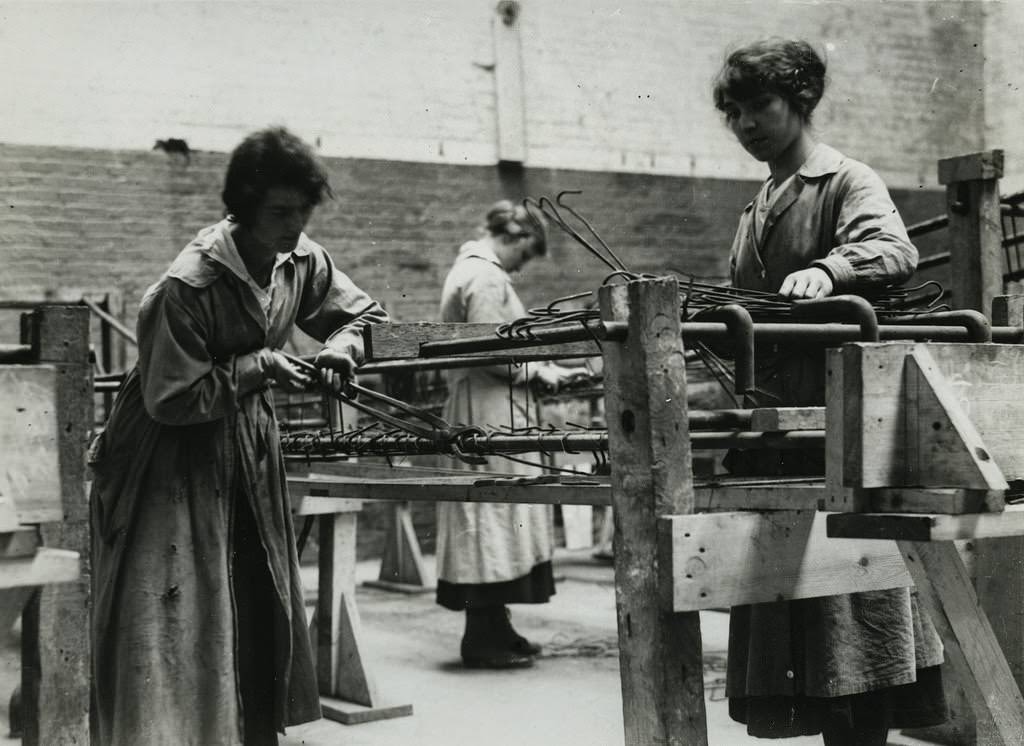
[267,350,316,392]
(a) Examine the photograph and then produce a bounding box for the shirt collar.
[201,220,310,284]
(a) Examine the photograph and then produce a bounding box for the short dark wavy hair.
[221,127,333,224]
[712,38,827,122]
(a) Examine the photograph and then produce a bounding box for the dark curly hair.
[483,199,548,257]
[712,38,827,122]
[221,127,333,225]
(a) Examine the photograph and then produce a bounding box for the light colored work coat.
[90,220,387,745]
[435,241,554,585]
[725,144,944,700]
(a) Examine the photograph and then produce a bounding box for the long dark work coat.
[724,144,944,713]
[90,221,387,745]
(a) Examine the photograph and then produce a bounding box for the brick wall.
[0,142,947,341]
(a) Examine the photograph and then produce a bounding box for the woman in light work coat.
[435,201,587,669]
[89,127,388,745]
[714,40,948,743]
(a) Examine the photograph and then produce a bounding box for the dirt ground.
[0,549,940,746]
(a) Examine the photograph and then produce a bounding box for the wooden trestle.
[1,306,91,745]
[287,268,1024,744]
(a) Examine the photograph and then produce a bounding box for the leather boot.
[492,605,542,656]
[460,607,534,669]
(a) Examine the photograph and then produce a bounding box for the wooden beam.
[939,149,1004,319]
[661,511,910,612]
[827,504,1024,542]
[0,549,79,589]
[829,343,1024,490]
[898,539,1024,743]
[20,306,92,746]
[0,365,61,524]
[601,278,707,744]
[364,322,597,361]
[938,149,1004,185]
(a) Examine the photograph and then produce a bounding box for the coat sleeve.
[138,279,274,425]
[810,163,918,292]
[295,244,389,363]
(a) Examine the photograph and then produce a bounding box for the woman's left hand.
[314,348,358,393]
[778,267,834,299]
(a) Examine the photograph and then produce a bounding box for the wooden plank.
[0,549,79,589]
[898,539,1024,743]
[828,504,1024,542]
[0,365,60,524]
[937,149,1004,185]
[944,157,1004,318]
[749,406,825,432]
[364,322,596,361]
[601,278,707,744]
[287,459,519,480]
[320,697,413,725]
[836,343,1024,488]
[661,511,910,611]
[288,475,611,506]
[864,487,992,514]
[903,347,1007,496]
[492,0,526,162]
[20,306,92,746]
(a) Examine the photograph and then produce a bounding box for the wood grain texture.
[662,511,910,611]
[600,278,707,745]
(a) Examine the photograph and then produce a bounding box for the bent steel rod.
[419,321,1024,356]
[280,429,824,458]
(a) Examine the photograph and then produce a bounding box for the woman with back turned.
[713,39,948,744]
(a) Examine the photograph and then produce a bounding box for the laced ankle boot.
[460,606,534,669]
[492,605,542,656]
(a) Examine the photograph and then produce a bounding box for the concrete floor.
[0,549,940,746]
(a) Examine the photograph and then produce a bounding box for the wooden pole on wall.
[599,277,707,745]
[20,306,92,746]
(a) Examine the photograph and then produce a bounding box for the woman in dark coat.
[89,127,388,745]
[713,40,948,744]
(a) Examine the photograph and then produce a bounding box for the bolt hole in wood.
[620,409,635,434]
[932,421,942,430]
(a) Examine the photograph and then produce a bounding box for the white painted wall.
[0,0,1011,188]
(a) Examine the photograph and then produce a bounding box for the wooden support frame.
[599,277,707,744]
[294,492,413,725]
[15,306,91,746]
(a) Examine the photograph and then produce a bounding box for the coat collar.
[167,219,312,289]
[796,142,845,179]
[456,239,507,272]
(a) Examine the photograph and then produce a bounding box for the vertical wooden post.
[20,306,92,746]
[939,149,1004,319]
[599,278,707,745]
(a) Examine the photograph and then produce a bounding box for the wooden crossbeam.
[660,511,910,612]
[827,504,1024,542]
[899,539,1024,744]
[0,549,79,589]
